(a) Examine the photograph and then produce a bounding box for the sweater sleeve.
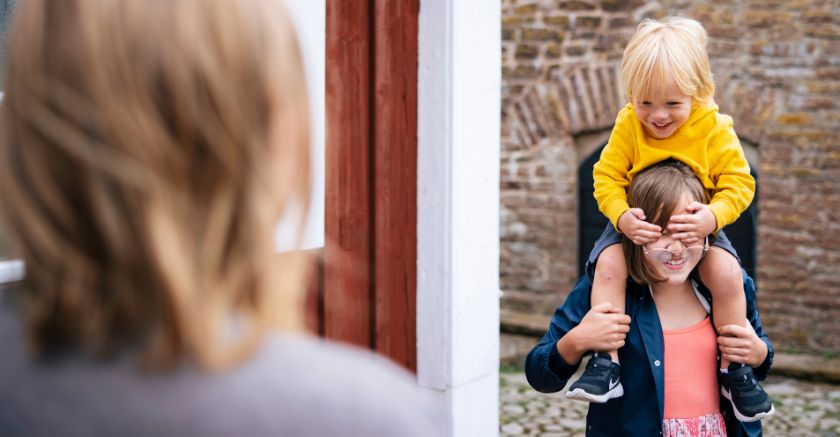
[593,108,636,230]
[707,115,755,232]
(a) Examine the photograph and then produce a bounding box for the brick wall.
[501,0,840,354]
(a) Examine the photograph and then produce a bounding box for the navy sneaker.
[566,352,623,403]
[720,364,775,422]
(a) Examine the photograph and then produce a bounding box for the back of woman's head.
[622,160,708,284]
[0,0,310,368]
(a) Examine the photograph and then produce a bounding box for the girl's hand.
[617,208,662,245]
[667,201,716,245]
[717,321,768,368]
[568,302,631,354]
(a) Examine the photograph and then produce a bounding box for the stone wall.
[501,0,840,354]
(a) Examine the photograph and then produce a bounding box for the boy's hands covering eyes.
[617,208,662,245]
[667,201,716,244]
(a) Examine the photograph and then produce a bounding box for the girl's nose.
[667,240,686,254]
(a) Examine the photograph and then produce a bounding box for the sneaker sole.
[566,383,624,404]
[721,387,776,422]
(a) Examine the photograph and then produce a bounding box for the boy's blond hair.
[621,17,715,104]
[0,0,310,370]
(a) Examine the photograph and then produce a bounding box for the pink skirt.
[662,413,726,437]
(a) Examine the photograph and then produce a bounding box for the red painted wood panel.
[373,0,418,371]
[324,0,374,348]
[324,0,418,371]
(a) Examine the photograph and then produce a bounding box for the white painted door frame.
[417,1,501,435]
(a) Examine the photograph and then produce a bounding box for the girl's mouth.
[664,258,686,270]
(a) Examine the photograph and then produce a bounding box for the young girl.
[566,16,773,421]
[0,1,439,435]
[526,160,774,436]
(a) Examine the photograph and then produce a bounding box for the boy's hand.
[667,201,716,244]
[717,321,768,368]
[617,208,662,245]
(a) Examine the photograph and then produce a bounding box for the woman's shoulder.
[228,334,442,435]
[0,303,441,437]
[255,333,427,403]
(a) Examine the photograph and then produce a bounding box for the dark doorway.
[578,144,758,279]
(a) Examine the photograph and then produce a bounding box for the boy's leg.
[699,247,774,421]
[589,244,627,363]
[566,243,626,403]
[698,247,745,369]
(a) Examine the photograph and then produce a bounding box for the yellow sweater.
[593,103,754,233]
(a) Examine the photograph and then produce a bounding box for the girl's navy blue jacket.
[525,271,772,437]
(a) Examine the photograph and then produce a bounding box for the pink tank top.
[663,317,720,419]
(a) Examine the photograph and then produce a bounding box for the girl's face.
[642,192,706,284]
[633,78,693,140]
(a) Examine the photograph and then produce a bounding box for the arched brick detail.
[505,64,624,144]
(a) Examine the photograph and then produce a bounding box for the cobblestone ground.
[500,372,840,436]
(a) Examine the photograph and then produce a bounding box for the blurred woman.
[0,1,439,435]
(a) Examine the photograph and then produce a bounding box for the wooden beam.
[373,0,419,371]
[324,0,419,372]
[324,0,374,348]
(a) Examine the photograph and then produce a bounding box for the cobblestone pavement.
[500,371,840,436]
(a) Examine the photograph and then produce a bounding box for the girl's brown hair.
[622,160,709,285]
[0,0,311,369]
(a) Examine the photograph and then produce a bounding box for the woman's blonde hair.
[0,0,311,369]
[621,17,714,104]
[622,160,709,285]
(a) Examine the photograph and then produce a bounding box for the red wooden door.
[309,0,418,372]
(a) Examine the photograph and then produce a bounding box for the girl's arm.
[525,278,591,393]
[742,271,773,380]
[715,270,773,380]
[525,278,631,393]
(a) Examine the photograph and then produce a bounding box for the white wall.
[276,0,325,251]
[417,1,501,435]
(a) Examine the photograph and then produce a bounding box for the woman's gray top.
[0,301,442,436]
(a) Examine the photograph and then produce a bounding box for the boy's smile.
[633,79,692,139]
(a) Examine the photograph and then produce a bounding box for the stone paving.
[500,371,840,436]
